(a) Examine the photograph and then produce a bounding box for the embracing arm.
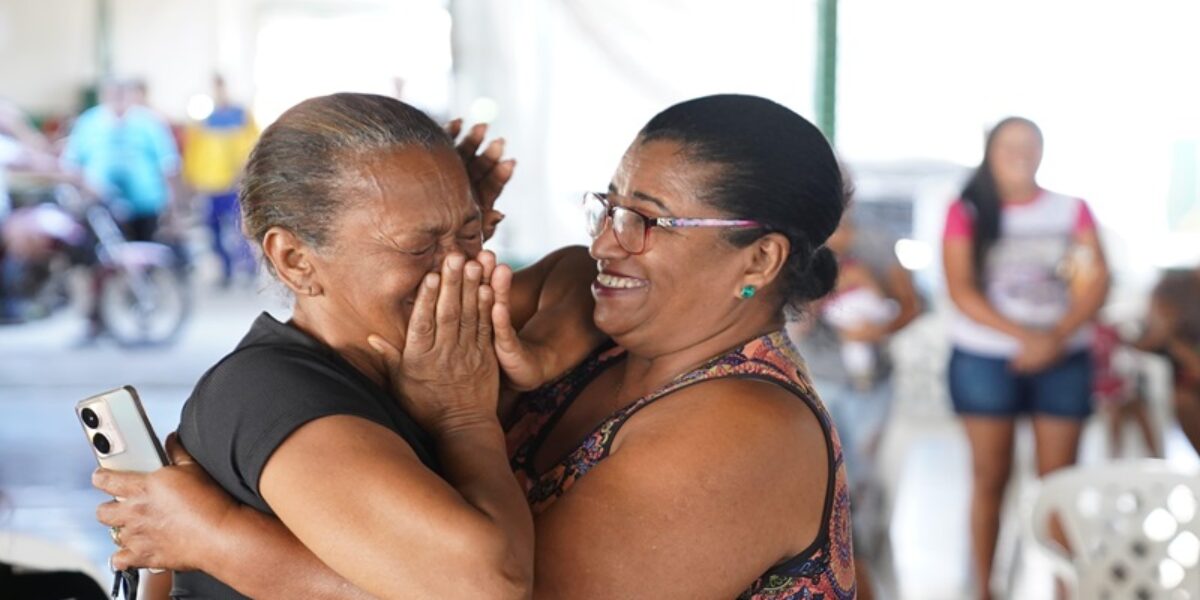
[494,246,603,417]
[94,436,373,600]
[98,417,528,600]
[259,415,530,599]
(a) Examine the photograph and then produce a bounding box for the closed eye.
[402,244,436,256]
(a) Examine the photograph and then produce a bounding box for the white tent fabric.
[451,0,820,263]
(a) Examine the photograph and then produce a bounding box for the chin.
[592,304,638,342]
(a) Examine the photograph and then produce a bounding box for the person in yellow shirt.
[183,76,258,287]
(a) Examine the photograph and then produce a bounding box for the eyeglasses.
[582,191,762,255]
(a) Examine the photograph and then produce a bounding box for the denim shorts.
[948,347,1093,419]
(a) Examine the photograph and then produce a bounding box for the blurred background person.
[61,79,180,243]
[789,202,922,600]
[182,75,259,287]
[1092,320,1161,458]
[942,116,1110,600]
[0,100,95,322]
[1134,267,1200,455]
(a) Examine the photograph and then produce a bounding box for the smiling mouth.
[595,272,649,289]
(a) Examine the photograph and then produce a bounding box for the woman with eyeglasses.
[94,94,853,599]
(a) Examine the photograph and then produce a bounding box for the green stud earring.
[739,285,757,299]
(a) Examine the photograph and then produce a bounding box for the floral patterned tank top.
[505,330,856,599]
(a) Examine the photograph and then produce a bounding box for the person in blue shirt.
[62,79,180,242]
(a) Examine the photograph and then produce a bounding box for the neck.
[997,181,1039,204]
[615,307,784,403]
[290,301,390,389]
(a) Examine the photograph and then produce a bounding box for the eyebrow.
[606,183,672,214]
[414,212,481,235]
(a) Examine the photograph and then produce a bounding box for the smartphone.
[75,386,167,474]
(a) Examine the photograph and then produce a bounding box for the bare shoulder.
[613,377,828,477]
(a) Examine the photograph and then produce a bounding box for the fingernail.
[367,336,384,354]
[449,255,465,270]
[426,273,440,287]
[466,263,482,278]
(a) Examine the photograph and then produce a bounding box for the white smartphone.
[75,385,168,474]
[77,386,170,577]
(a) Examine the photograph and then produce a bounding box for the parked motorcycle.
[0,184,190,347]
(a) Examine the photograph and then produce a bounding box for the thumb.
[490,265,521,356]
[492,297,522,356]
[368,334,402,366]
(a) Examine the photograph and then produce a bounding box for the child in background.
[1092,322,1160,457]
[820,258,899,391]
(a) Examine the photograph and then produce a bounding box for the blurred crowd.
[790,117,1200,599]
[0,76,258,342]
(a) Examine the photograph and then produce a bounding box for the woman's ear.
[261,226,323,296]
[740,232,790,292]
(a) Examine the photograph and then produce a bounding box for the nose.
[588,217,629,261]
[434,237,480,267]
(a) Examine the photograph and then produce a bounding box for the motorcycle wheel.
[98,264,191,347]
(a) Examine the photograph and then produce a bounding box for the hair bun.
[795,246,839,303]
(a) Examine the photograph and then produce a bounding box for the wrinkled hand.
[1011,331,1063,374]
[369,253,501,433]
[445,119,515,241]
[93,433,236,571]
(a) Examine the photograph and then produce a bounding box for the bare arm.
[942,236,1029,339]
[883,262,922,334]
[840,262,923,343]
[260,415,529,599]
[495,246,603,418]
[95,437,373,600]
[99,418,527,599]
[1052,228,1111,341]
[531,380,829,599]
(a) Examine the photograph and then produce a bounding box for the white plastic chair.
[1027,459,1200,600]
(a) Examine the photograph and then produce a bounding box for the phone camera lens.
[81,408,100,429]
[92,433,111,454]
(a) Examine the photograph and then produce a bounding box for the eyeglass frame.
[582,191,763,254]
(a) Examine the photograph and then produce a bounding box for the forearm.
[1052,271,1110,341]
[883,266,922,335]
[526,248,601,380]
[948,285,1028,339]
[433,417,534,594]
[204,505,373,600]
[524,298,602,383]
[883,299,921,335]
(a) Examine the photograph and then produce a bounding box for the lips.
[596,272,649,289]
